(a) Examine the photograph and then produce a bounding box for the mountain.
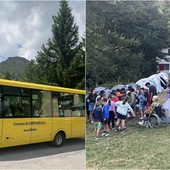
[0,57,30,80]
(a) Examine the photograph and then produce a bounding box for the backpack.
[92,106,102,121]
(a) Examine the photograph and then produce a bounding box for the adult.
[86,89,97,123]
[145,82,157,105]
[166,84,170,99]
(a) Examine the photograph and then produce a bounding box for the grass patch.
[86,92,170,169]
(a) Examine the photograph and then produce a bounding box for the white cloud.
[0,1,85,62]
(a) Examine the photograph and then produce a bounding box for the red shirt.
[112,96,119,103]
[111,96,119,111]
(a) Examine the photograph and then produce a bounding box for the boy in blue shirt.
[101,98,110,137]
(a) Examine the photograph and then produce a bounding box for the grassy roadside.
[86,92,170,169]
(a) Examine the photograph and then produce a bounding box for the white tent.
[135,78,150,89]
[158,72,169,82]
[148,74,164,93]
[135,73,169,93]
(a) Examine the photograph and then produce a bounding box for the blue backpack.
[92,106,102,121]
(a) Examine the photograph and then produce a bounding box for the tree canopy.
[86,1,170,88]
[22,0,85,90]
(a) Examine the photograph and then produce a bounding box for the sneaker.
[120,127,127,131]
[139,116,144,120]
[115,126,120,132]
[95,136,100,141]
[138,121,145,126]
[101,131,106,136]
[105,132,109,137]
[111,128,115,131]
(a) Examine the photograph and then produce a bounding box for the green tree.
[86,1,170,87]
[2,70,11,80]
[22,0,85,89]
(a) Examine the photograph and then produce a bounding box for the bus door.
[1,94,32,148]
[30,117,52,143]
[71,110,85,138]
[30,90,53,143]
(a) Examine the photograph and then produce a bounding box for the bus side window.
[32,90,52,117]
[71,94,85,117]
[52,93,59,117]
[58,93,73,117]
[3,96,31,117]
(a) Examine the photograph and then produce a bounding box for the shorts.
[94,122,102,129]
[139,105,145,111]
[117,112,126,120]
[102,118,109,124]
[88,102,95,111]
[136,104,145,111]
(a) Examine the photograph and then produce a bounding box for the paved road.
[0,138,85,169]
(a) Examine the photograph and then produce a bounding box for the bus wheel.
[52,132,65,147]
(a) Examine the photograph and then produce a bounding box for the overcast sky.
[0,1,85,62]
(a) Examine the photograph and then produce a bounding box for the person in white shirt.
[115,96,135,131]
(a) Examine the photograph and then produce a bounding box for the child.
[101,98,110,137]
[115,96,135,131]
[137,88,147,119]
[92,97,102,140]
[108,95,116,130]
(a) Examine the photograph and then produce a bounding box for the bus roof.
[0,79,85,95]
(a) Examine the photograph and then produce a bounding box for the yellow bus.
[0,79,85,148]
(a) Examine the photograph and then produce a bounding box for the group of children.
[87,82,170,141]
[92,92,135,141]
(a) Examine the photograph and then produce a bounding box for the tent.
[126,82,136,90]
[95,87,106,94]
[135,78,150,89]
[148,74,165,93]
[110,84,126,91]
[95,87,111,97]
[158,72,169,82]
[135,73,169,93]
